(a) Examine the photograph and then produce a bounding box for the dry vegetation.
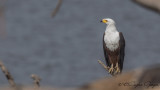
[0,61,42,90]
[1,60,160,90]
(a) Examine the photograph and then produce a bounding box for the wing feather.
[119,32,125,71]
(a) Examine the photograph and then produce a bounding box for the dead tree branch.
[51,0,62,17]
[0,61,18,90]
[31,74,41,90]
[98,60,114,76]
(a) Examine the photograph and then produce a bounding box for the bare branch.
[98,60,109,71]
[0,61,18,90]
[97,60,114,76]
[31,74,41,90]
[51,0,62,18]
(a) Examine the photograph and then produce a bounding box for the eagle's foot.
[115,68,120,74]
[115,63,121,74]
[108,64,114,74]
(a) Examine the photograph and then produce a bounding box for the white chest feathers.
[104,32,120,51]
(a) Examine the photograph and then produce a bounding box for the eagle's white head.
[101,18,115,25]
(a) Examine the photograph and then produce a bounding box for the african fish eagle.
[101,18,125,75]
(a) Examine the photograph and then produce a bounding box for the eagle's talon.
[108,64,114,74]
[115,63,121,74]
[108,68,114,73]
[115,68,120,74]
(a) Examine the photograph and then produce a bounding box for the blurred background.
[0,0,160,87]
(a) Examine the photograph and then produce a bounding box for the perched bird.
[101,18,125,75]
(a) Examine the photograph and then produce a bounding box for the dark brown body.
[106,47,120,67]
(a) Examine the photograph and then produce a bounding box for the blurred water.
[0,0,160,87]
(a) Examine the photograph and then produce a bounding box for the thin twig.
[0,61,18,90]
[97,60,114,76]
[51,0,62,17]
[31,74,41,90]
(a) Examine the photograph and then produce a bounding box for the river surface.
[0,0,160,87]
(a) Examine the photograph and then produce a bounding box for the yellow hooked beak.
[101,19,108,23]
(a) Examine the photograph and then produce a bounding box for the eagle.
[101,18,125,75]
